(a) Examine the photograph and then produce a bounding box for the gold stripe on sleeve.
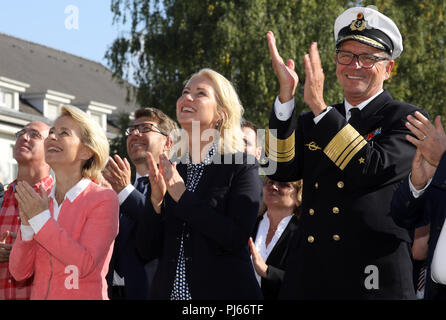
[265,128,295,163]
[339,139,367,170]
[323,124,361,163]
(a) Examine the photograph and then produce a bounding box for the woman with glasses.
[10,106,119,300]
[249,178,302,300]
[137,68,263,300]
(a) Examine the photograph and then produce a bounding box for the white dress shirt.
[253,213,293,286]
[273,89,383,123]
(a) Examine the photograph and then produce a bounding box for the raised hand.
[406,113,446,167]
[146,152,167,213]
[303,42,328,116]
[103,155,132,193]
[158,153,186,203]
[267,31,299,103]
[14,182,49,220]
[410,148,437,190]
[248,237,268,278]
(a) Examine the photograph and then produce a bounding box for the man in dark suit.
[392,112,446,299]
[266,7,427,299]
[104,107,178,299]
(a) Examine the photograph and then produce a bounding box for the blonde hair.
[186,68,245,154]
[59,106,109,182]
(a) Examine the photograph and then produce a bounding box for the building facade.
[0,32,139,184]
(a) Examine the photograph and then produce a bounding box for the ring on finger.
[421,135,427,141]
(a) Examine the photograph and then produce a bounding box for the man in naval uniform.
[266,7,427,299]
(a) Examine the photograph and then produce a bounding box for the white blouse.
[253,212,292,286]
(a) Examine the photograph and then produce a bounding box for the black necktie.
[349,107,361,128]
[135,176,149,193]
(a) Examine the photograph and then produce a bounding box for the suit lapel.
[266,215,299,265]
[353,91,391,135]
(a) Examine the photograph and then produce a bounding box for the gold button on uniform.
[307,236,315,243]
[332,207,340,214]
[314,182,319,189]
[309,208,315,216]
[337,181,344,188]
[333,234,340,241]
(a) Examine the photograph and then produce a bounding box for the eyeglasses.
[125,122,167,137]
[335,49,389,69]
[265,180,293,189]
[15,129,44,140]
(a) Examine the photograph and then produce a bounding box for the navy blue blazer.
[252,214,299,300]
[107,187,150,300]
[136,153,263,300]
[391,151,446,300]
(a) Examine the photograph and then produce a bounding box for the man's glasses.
[125,122,167,137]
[15,129,43,140]
[335,49,389,69]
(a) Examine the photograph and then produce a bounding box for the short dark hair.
[241,120,257,133]
[134,107,178,135]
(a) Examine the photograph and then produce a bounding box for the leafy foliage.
[106,0,446,131]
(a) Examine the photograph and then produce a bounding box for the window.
[0,90,14,109]
[88,111,106,130]
[46,102,60,121]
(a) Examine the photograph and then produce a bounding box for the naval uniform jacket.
[391,151,446,300]
[135,153,263,300]
[267,90,426,299]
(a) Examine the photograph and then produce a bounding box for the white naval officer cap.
[334,7,403,59]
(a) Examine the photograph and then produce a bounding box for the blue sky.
[0,0,130,66]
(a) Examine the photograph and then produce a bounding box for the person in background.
[242,120,262,161]
[104,107,178,299]
[0,121,53,300]
[9,106,119,300]
[391,112,446,299]
[138,68,263,299]
[249,178,302,299]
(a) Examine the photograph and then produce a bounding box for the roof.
[0,32,139,120]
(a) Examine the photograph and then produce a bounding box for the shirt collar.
[344,89,383,116]
[49,178,91,203]
[263,211,293,234]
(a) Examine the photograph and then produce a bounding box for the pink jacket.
[9,182,119,300]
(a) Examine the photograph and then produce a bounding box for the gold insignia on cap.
[350,12,367,31]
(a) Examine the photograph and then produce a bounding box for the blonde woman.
[10,106,119,300]
[138,68,263,299]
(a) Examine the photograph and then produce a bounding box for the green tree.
[361,0,446,122]
[106,0,446,130]
[106,0,351,129]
